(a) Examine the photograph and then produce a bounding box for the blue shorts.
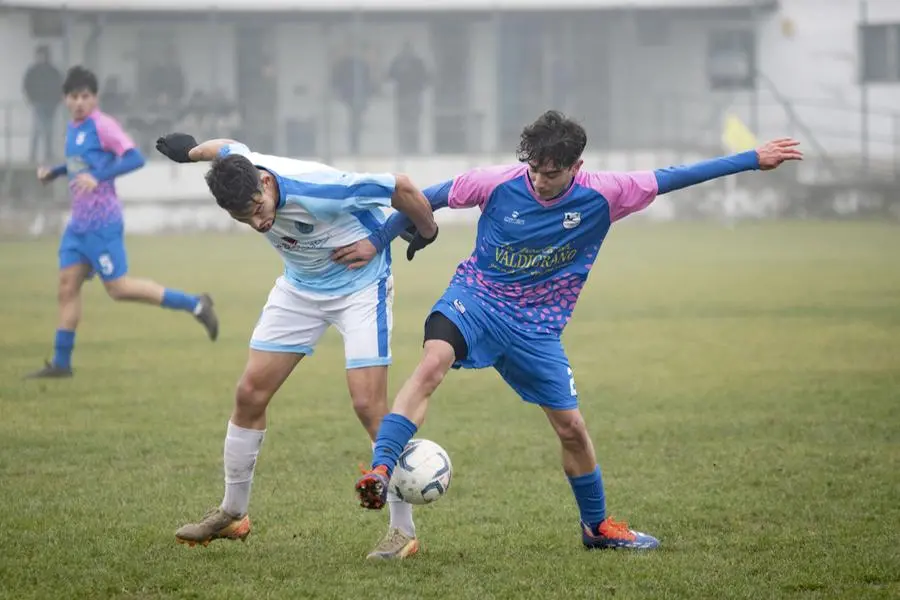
[431,286,578,411]
[58,223,128,281]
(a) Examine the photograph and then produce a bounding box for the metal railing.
[3,93,900,183]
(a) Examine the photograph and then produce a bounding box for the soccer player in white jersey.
[155,133,438,559]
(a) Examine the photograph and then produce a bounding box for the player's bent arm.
[389,174,438,240]
[187,139,240,162]
[654,150,759,195]
[91,148,145,182]
[49,164,68,180]
[368,180,451,252]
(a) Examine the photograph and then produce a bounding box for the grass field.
[1,222,899,600]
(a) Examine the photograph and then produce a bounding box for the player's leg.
[356,306,475,511]
[332,276,419,559]
[175,350,302,547]
[498,338,659,550]
[176,277,328,547]
[347,365,422,559]
[25,230,92,378]
[90,228,218,340]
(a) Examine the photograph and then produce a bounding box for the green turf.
[1,222,898,599]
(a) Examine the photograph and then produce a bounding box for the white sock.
[387,489,416,538]
[220,421,265,517]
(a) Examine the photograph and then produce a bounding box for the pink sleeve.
[448,164,527,210]
[578,170,659,222]
[94,112,136,157]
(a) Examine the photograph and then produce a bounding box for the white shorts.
[250,275,393,369]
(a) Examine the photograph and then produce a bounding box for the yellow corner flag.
[721,114,758,154]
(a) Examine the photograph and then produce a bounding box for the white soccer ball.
[389,439,453,505]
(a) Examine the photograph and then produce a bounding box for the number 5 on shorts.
[98,254,115,277]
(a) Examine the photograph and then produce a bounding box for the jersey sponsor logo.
[297,237,328,249]
[277,234,328,251]
[295,221,314,234]
[491,243,578,276]
[563,212,581,229]
[75,131,86,146]
[279,236,298,250]
[504,210,525,225]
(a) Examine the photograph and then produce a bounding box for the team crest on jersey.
[295,221,313,234]
[562,212,582,229]
[75,132,86,146]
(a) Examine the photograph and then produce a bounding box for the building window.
[707,30,756,91]
[860,24,900,83]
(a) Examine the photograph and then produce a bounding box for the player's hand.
[156,133,198,163]
[332,239,378,270]
[406,225,439,261]
[756,138,803,171]
[72,173,98,193]
[36,166,54,184]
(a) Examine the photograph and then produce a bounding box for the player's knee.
[551,412,590,450]
[103,278,130,301]
[234,374,273,416]
[57,281,78,304]
[415,348,452,393]
[349,388,380,416]
[57,273,82,303]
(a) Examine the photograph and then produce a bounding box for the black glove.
[406,226,439,261]
[399,224,417,243]
[155,133,198,163]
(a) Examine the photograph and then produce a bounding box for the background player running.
[155,133,438,559]
[26,66,217,379]
[341,110,802,552]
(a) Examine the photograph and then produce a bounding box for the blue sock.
[372,413,418,474]
[161,289,200,313]
[568,466,606,531]
[52,329,76,369]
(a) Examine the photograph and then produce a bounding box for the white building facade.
[0,0,899,169]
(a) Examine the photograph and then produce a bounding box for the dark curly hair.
[516,110,587,169]
[204,154,262,215]
[63,66,98,95]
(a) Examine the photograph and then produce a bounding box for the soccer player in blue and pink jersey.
[26,67,218,379]
[341,110,802,554]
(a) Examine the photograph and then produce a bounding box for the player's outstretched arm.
[389,174,439,244]
[598,138,803,223]
[188,139,240,162]
[156,133,240,163]
[655,138,802,195]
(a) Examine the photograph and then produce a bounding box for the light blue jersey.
[221,143,394,296]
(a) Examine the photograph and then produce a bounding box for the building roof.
[4,0,778,12]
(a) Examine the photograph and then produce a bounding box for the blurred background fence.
[2,0,900,237]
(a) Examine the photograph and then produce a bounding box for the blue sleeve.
[282,172,395,222]
[367,180,451,252]
[50,163,67,179]
[91,149,145,182]
[654,150,759,195]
